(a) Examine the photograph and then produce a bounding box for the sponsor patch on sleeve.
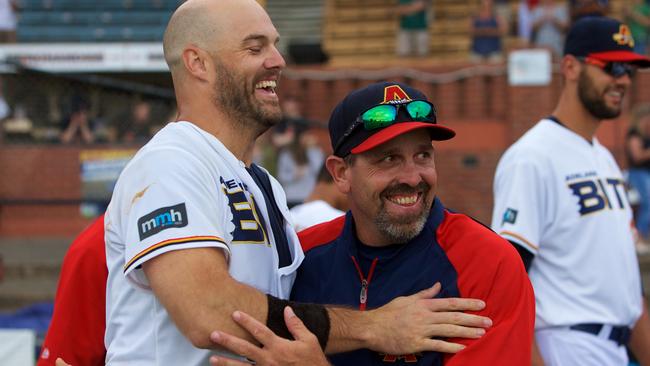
[138,203,188,241]
[502,207,518,225]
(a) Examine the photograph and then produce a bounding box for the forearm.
[630,299,650,366]
[60,125,77,144]
[323,306,374,353]
[531,339,546,366]
[80,124,95,144]
[143,248,269,349]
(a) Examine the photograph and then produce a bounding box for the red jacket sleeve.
[438,212,535,366]
[37,215,107,366]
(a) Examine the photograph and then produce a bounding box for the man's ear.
[562,54,582,82]
[181,45,213,83]
[325,155,351,194]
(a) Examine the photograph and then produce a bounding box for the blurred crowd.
[398,0,650,63]
[0,86,174,146]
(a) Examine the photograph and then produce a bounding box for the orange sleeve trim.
[499,230,539,250]
[124,235,226,272]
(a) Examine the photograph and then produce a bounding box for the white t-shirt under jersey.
[492,118,642,329]
[104,121,304,365]
[289,200,344,231]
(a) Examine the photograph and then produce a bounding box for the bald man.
[42,1,492,365]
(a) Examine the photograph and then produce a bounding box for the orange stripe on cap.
[124,235,226,272]
[499,230,539,250]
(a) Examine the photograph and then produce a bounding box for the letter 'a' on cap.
[329,81,456,158]
[564,16,650,67]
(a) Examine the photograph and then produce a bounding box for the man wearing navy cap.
[284,81,535,365]
[492,16,650,365]
[207,81,535,365]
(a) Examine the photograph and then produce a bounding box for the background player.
[492,16,650,366]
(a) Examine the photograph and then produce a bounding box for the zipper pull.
[360,279,368,306]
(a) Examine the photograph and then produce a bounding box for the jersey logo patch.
[138,203,188,240]
[502,207,518,225]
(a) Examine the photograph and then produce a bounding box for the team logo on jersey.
[502,207,518,225]
[381,352,421,363]
[383,85,412,104]
[138,203,188,240]
[221,176,269,245]
[567,177,627,216]
[613,24,635,48]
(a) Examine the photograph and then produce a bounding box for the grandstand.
[17,0,176,43]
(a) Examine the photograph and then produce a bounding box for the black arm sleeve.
[509,240,535,271]
[266,294,330,350]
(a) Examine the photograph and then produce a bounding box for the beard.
[577,69,623,120]
[373,181,432,244]
[212,57,282,133]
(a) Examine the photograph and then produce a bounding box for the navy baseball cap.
[329,81,455,157]
[564,16,650,66]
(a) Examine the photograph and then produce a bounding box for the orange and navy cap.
[329,81,455,157]
[564,16,650,67]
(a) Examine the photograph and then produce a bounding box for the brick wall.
[2,68,648,236]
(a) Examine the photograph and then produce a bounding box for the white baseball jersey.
[492,119,642,330]
[104,121,304,365]
[289,200,344,231]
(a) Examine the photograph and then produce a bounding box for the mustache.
[382,181,430,196]
[254,70,282,85]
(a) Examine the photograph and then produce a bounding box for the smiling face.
[209,2,286,131]
[577,61,631,120]
[338,129,437,246]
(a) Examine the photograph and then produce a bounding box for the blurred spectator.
[267,96,315,175]
[289,164,348,232]
[531,0,569,57]
[495,0,513,35]
[3,104,33,142]
[277,129,324,208]
[470,0,506,63]
[0,0,17,43]
[569,0,607,22]
[518,0,539,46]
[624,0,650,55]
[117,100,155,144]
[396,0,431,57]
[272,96,311,148]
[626,104,650,250]
[0,253,4,284]
[60,96,95,144]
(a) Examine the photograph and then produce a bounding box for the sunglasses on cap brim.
[333,100,437,155]
[580,57,637,78]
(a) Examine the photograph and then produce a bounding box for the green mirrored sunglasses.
[333,100,437,155]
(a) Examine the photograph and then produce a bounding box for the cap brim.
[350,122,456,155]
[589,50,650,67]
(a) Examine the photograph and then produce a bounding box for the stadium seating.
[14,0,629,61]
[322,0,627,67]
[322,0,476,66]
[265,0,324,61]
[17,0,177,42]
